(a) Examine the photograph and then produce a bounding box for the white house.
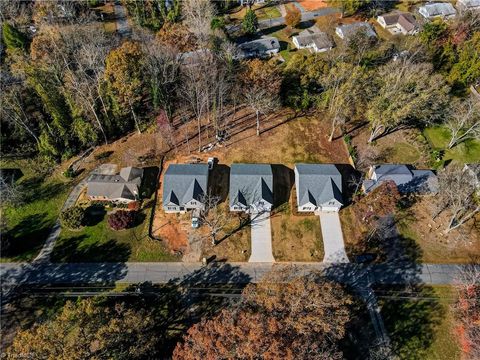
[457,0,480,12]
[294,164,343,212]
[335,22,377,40]
[229,164,273,213]
[376,11,418,35]
[162,164,209,213]
[292,28,334,53]
[418,2,457,19]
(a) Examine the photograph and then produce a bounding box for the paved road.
[114,3,130,36]
[318,212,349,263]
[226,7,340,33]
[33,177,89,263]
[2,262,478,287]
[249,212,275,262]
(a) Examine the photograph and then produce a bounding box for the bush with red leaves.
[108,210,136,230]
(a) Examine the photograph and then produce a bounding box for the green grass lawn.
[51,167,177,263]
[52,204,177,262]
[255,4,281,20]
[378,285,460,360]
[1,160,71,262]
[424,126,480,164]
[390,142,422,163]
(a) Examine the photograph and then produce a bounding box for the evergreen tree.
[242,9,258,35]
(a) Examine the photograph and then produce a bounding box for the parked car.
[207,157,216,170]
[191,217,200,228]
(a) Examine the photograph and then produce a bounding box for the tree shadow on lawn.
[51,235,131,263]
[140,166,159,198]
[377,284,446,360]
[121,263,251,357]
[2,213,52,261]
[83,205,107,227]
[20,177,68,204]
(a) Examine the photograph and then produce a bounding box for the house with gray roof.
[419,2,457,19]
[335,22,377,41]
[87,166,143,203]
[294,164,343,212]
[292,28,334,53]
[363,164,438,194]
[457,0,480,12]
[376,11,418,35]
[237,37,280,59]
[229,164,273,213]
[162,164,209,213]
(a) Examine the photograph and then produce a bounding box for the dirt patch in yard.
[397,196,480,263]
[298,0,329,11]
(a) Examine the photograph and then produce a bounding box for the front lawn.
[52,167,177,263]
[1,159,71,262]
[271,203,324,261]
[52,205,176,263]
[424,126,480,164]
[378,285,460,360]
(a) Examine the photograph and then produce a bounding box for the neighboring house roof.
[87,167,143,201]
[162,164,209,206]
[378,11,417,32]
[364,164,438,193]
[458,0,480,8]
[230,164,273,208]
[238,37,280,57]
[419,2,457,17]
[293,28,333,50]
[336,22,377,40]
[295,164,343,207]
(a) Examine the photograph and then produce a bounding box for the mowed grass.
[378,285,460,360]
[390,142,422,163]
[1,159,71,262]
[51,207,176,263]
[424,126,480,164]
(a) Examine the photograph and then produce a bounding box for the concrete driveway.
[318,212,349,263]
[249,212,275,263]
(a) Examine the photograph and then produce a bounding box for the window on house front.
[328,201,335,205]
[167,206,176,210]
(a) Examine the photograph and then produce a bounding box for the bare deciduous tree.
[445,97,480,149]
[182,0,215,44]
[199,192,228,245]
[436,165,480,232]
[244,88,279,136]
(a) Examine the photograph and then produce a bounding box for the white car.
[191,217,200,228]
[207,157,216,170]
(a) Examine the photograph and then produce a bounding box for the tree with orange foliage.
[285,7,301,28]
[453,264,480,360]
[174,268,352,359]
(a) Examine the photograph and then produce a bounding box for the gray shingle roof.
[229,164,273,208]
[87,167,143,201]
[336,22,376,39]
[294,31,333,50]
[364,164,437,193]
[420,2,456,17]
[295,164,343,207]
[238,37,280,56]
[162,164,209,206]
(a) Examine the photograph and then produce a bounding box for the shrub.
[60,206,85,229]
[108,210,136,230]
[242,9,258,35]
[63,166,76,179]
